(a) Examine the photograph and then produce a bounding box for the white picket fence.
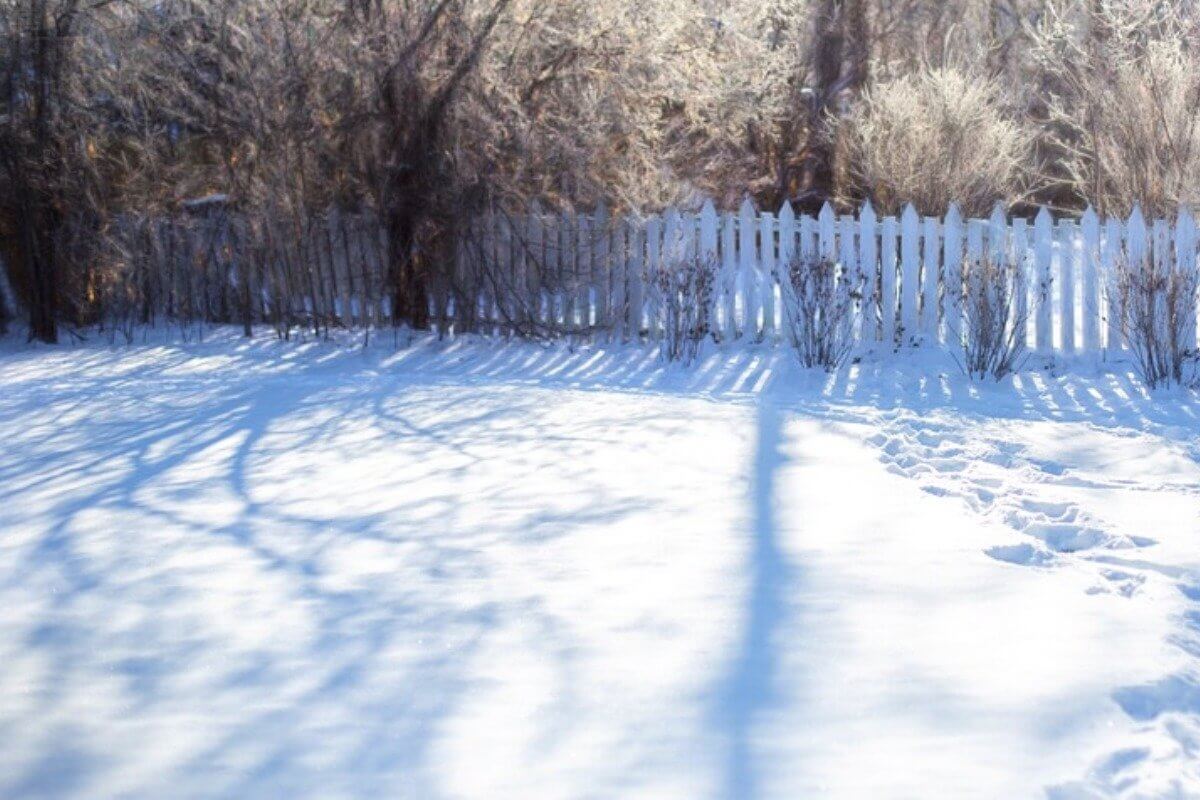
[454,199,1200,356]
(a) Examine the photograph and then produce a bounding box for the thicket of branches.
[2,0,1198,343]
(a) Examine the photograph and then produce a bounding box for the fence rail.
[105,199,1200,357]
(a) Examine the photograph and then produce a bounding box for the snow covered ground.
[1,329,1198,799]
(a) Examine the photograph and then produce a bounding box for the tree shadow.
[0,335,678,797]
[710,399,797,800]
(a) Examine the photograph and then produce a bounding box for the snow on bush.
[777,256,860,371]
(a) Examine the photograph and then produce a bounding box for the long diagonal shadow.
[713,398,794,799]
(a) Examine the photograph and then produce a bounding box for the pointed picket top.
[901,203,920,228]
[1126,203,1147,260]
[945,202,963,229]
[1176,205,1196,242]
[1034,205,1052,231]
[778,199,796,224]
[699,198,719,258]
[818,201,836,227]
[860,200,876,227]
[592,201,608,231]
[1127,203,1147,231]
[738,195,757,242]
[663,206,682,244]
[1081,204,1099,231]
[987,203,1007,259]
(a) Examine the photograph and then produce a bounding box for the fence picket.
[626,219,644,338]
[988,205,1012,349]
[607,219,624,341]
[881,216,899,346]
[1011,217,1029,350]
[1034,207,1054,353]
[818,203,837,268]
[800,214,816,262]
[576,214,592,332]
[1177,207,1198,352]
[943,205,963,345]
[778,203,796,341]
[646,214,663,340]
[1080,207,1101,353]
[594,204,610,333]
[713,205,735,341]
[922,215,940,337]
[839,214,859,346]
[1103,216,1123,354]
[1058,219,1077,354]
[859,202,879,342]
[1154,217,1172,351]
[964,220,984,355]
[966,219,985,348]
[759,210,777,340]
[542,212,557,329]
[900,205,920,342]
[740,198,759,340]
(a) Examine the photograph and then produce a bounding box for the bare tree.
[0,0,131,341]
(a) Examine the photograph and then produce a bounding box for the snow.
[1,329,1198,798]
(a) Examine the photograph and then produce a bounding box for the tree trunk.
[386,209,431,330]
[18,201,59,344]
[798,0,869,213]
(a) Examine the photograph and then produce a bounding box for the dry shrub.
[652,256,715,365]
[837,68,1031,216]
[956,252,1028,381]
[1033,1,1200,217]
[1110,253,1199,388]
[777,256,860,370]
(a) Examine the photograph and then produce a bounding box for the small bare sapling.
[652,255,716,365]
[777,256,861,370]
[1110,252,1199,388]
[956,252,1028,380]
